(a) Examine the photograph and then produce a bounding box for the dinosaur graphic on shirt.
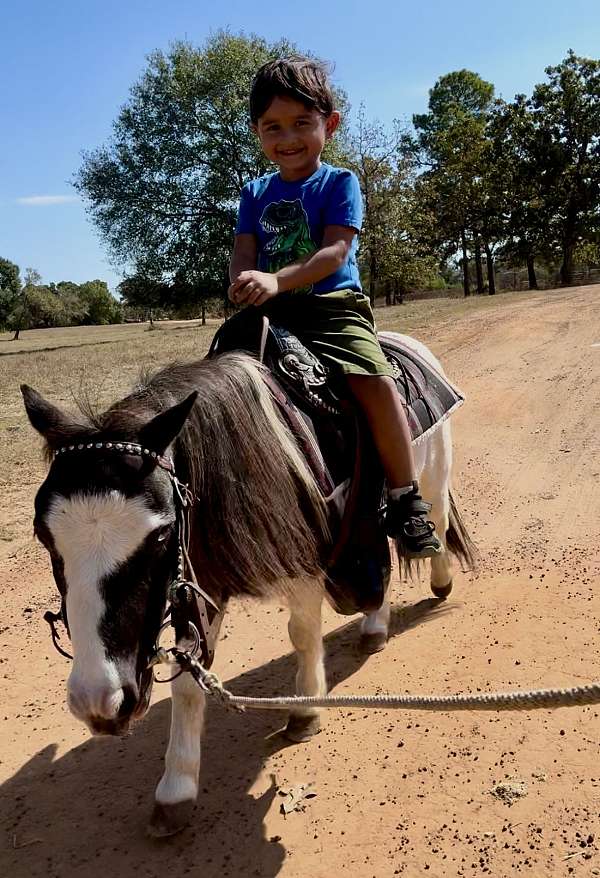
[259,199,316,286]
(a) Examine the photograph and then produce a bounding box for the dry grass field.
[0,292,528,556]
[1,286,600,878]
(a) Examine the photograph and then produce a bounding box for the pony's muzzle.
[67,677,139,734]
[87,714,132,737]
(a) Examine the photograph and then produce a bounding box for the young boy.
[229,56,441,559]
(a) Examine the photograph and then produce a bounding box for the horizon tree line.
[3,34,599,330]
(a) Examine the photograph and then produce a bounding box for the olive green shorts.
[264,289,393,378]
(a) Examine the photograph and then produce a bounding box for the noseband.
[43,441,224,672]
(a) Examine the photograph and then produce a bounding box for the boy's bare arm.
[276,225,356,291]
[229,234,257,283]
[229,226,356,305]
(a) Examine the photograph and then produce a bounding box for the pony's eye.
[155,525,172,543]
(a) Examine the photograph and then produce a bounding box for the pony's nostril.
[118,684,138,718]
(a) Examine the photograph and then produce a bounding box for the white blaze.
[46,491,170,718]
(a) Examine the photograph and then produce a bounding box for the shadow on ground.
[0,598,453,878]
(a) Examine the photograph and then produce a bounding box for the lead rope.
[154,648,600,713]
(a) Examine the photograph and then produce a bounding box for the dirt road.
[1,286,599,877]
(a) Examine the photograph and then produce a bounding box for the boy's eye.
[265,125,280,132]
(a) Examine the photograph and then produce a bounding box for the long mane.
[95,352,329,600]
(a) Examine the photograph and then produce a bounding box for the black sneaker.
[385,483,443,559]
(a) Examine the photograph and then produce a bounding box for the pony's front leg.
[148,667,206,837]
[285,582,326,743]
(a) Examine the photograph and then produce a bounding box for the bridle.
[42,440,224,676]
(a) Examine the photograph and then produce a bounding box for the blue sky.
[2,0,599,292]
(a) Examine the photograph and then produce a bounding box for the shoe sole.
[398,544,444,560]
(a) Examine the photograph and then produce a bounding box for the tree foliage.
[486,51,600,287]
[413,70,496,295]
[74,32,349,310]
[347,107,437,302]
[76,280,122,324]
[487,96,550,288]
[530,50,600,283]
[2,263,121,336]
[0,257,21,329]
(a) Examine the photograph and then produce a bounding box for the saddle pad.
[379,333,465,444]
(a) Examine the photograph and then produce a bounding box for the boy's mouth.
[277,148,305,157]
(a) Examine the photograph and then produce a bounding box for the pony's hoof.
[285,713,321,743]
[431,580,453,600]
[147,800,195,838]
[360,630,388,654]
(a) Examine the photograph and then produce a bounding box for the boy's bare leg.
[346,374,442,558]
[345,374,415,489]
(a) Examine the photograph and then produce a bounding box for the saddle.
[209,308,464,615]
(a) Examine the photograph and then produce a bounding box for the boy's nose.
[278,130,300,144]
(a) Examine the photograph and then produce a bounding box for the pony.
[21,333,472,836]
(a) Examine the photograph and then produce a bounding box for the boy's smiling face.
[254,95,340,182]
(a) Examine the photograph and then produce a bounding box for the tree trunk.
[393,278,404,305]
[201,304,206,326]
[384,279,392,307]
[11,290,27,339]
[368,252,377,307]
[484,243,496,295]
[148,309,154,327]
[474,236,485,294]
[560,240,576,286]
[526,254,538,290]
[460,228,471,297]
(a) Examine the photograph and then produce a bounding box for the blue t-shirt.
[235,163,363,294]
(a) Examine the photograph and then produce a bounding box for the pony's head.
[21,384,197,736]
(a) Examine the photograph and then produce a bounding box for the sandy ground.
[1,286,599,877]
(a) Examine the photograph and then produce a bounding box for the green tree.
[118,274,169,324]
[9,273,120,334]
[10,268,42,339]
[488,96,550,289]
[75,32,348,311]
[529,51,600,285]
[24,286,68,328]
[54,281,88,324]
[0,257,21,329]
[573,238,600,266]
[413,70,495,296]
[77,280,121,324]
[347,107,436,304]
[377,186,440,302]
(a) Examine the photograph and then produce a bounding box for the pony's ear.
[21,385,88,448]
[139,391,198,455]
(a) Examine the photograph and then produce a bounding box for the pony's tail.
[446,490,477,571]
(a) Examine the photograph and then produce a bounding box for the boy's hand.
[228,270,279,306]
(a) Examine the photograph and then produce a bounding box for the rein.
[154,647,600,714]
[43,440,223,674]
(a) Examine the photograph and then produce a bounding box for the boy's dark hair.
[250,56,335,124]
